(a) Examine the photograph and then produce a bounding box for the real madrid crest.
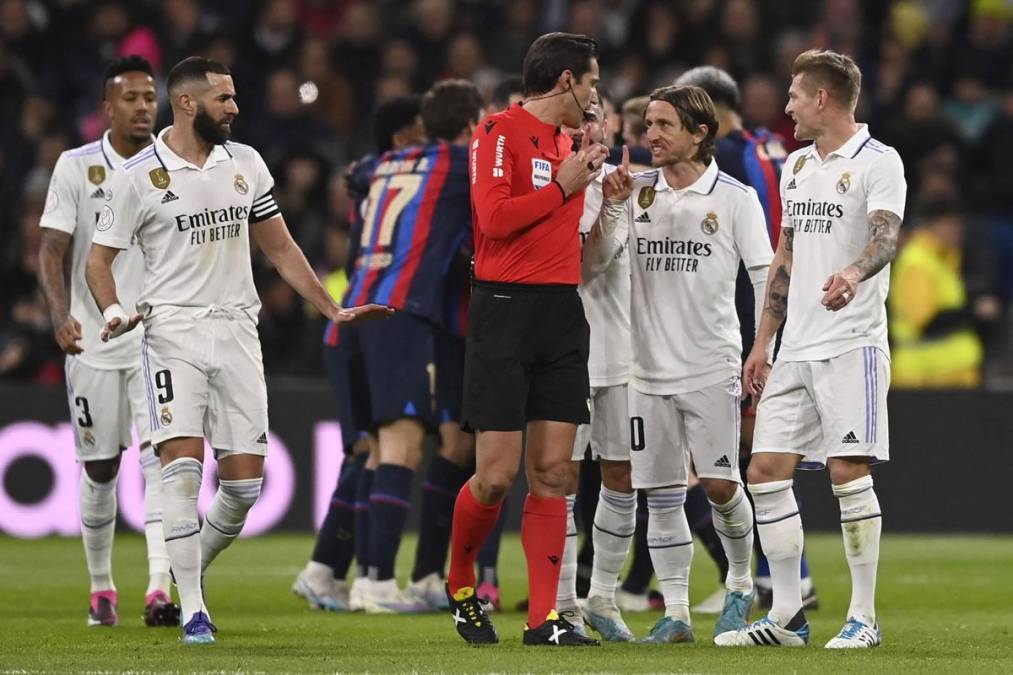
[88,165,106,185]
[701,211,719,235]
[638,186,656,209]
[792,155,807,175]
[836,172,851,194]
[149,167,170,189]
[234,173,249,195]
[160,406,173,425]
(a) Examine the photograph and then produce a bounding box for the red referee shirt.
[470,103,585,284]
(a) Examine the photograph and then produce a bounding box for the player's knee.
[701,478,737,505]
[599,461,632,493]
[84,458,120,483]
[526,455,572,495]
[746,455,782,485]
[472,471,513,503]
[828,457,871,486]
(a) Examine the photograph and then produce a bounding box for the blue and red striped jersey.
[715,128,787,249]
[345,142,471,323]
[441,245,471,338]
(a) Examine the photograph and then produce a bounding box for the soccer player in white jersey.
[84,56,391,645]
[553,98,637,643]
[37,56,179,629]
[716,50,905,650]
[594,85,773,644]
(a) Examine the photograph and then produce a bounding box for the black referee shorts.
[461,280,590,432]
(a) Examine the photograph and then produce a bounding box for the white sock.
[588,486,636,601]
[750,480,803,626]
[556,494,579,611]
[140,447,171,595]
[80,471,117,593]
[709,484,755,594]
[833,475,881,625]
[646,487,692,623]
[200,477,262,572]
[161,457,205,621]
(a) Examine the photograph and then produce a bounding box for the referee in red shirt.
[445,33,608,647]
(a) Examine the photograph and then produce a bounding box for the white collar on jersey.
[803,123,872,162]
[654,158,719,195]
[154,126,232,171]
[100,129,156,170]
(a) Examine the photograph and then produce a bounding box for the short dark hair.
[102,55,153,99]
[649,85,719,164]
[490,75,524,109]
[166,56,230,97]
[372,95,421,153]
[422,79,483,142]
[675,66,740,111]
[522,32,599,96]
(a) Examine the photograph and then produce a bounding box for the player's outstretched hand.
[743,344,771,398]
[334,303,395,325]
[603,145,634,203]
[100,313,143,342]
[54,315,84,355]
[556,129,608,198]
[821,265,860,312]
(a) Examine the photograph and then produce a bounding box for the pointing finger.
[622,144,629,171]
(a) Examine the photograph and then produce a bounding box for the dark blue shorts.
[323,322,371,453]
[435,328,465,425]
[356,311,439,430]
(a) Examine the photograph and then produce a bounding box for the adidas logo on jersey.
[634,211,651,223]
[842,431,860,444]
[90,187,105,199]
[161,190,179,204]
[786,178,797,190]
[714,455,731,468]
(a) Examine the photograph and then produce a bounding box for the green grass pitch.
[2,532,1011,673]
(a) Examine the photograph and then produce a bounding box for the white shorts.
[628,378,742,490]
[141,306,269,457]
[573,384,629,461]
[753,346,889,468]
[65,357,150,461]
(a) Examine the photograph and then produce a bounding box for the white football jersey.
[620,160,773,395]
[778,124,906,362]
[580,164,631,387]
[40,131,147,369]
[94,127,279,316]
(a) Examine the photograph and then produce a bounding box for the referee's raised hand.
[556,129,608,198]
[603,145,634,202]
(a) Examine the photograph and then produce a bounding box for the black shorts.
[435,328,465,425]
[462,281,590,432]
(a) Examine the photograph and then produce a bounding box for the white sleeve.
[92,177,142,250]
[249,148,281,223]
[733,189,774,269]
[748,265,774,363]
[39,154,80,235]
[865,149,907,219]
[581,197,630,283]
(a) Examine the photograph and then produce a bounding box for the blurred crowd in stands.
[1,0,1010,386]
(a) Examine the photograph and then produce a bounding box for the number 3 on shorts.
[155,369,174,403]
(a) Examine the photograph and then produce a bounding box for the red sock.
[522,493,567,627]
[447,480,502,594]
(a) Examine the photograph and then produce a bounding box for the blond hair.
[791,49,862,111]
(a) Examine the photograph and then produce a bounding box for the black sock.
[686,483,729,582]
[575,456,600,597]
[476,496,508,585]
[367,464,414,581]
[621,491,653,594]
[353,466,375,577]
[312,453,365,578]
[411,456,471,582]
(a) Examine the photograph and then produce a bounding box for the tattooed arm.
[820,209,902,312]
[743,227,793,395]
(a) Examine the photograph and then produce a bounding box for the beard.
[194,105,231,145]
